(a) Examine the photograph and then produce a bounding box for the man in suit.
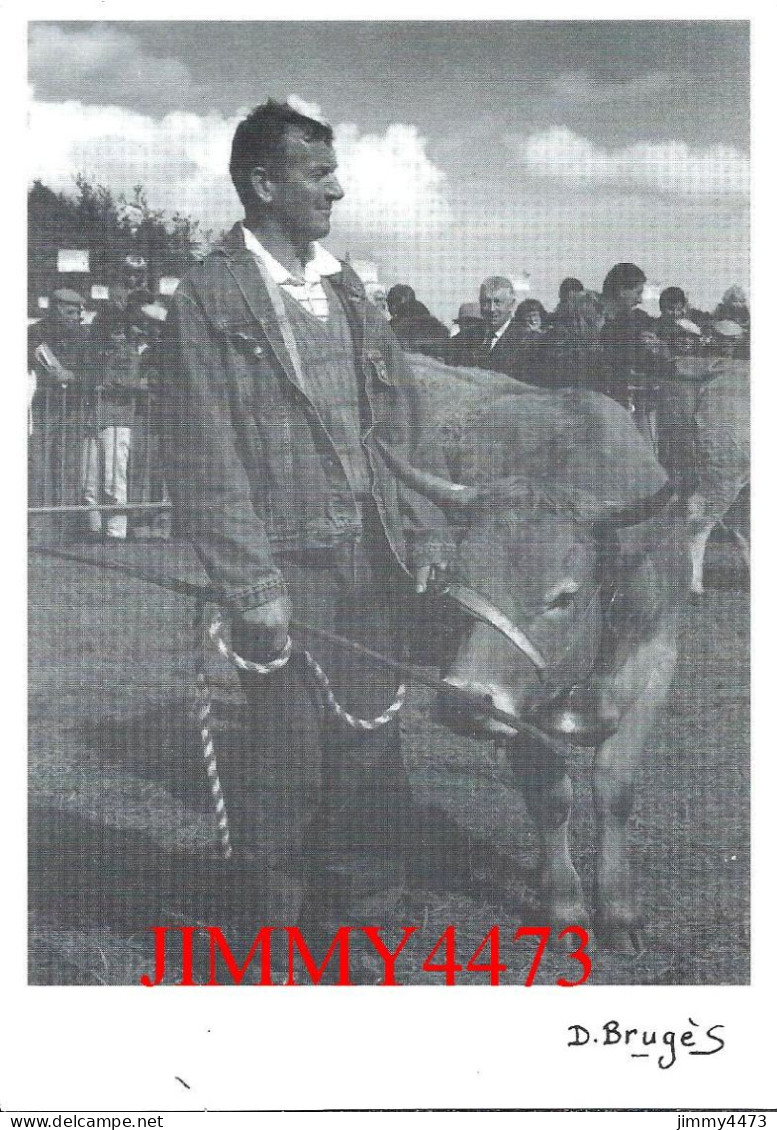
[475,275,526,379]
[161,100,454,946]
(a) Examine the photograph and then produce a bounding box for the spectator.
[599,262,663,444]
[447,301,486,367]
[131,303,173,540]
[710,318,745,359]
[509,298,549,385]
[550,276,585,326]
[28,288,89,514]
[657,286,688,334]
[599,262,655,389]
[714,285,749,331]
[713,287,750,359]
[81,299,149,542]
[365,281,391,321]
[110,254,151,312]
[541,289,605,390]
[474,275,524,378]
[386,283,449,359]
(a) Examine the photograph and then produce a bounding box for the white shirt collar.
[242,226,341,285]
[490,314,515,345]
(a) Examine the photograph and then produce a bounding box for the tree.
[28,176,208,313]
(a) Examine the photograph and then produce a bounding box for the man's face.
[519,308,543,333]
[264,128,345,244]
[124,269,147,291]
[480,286,516,332]
[53,299,82,327]
[616,283,644,312]
[661,300,685,323]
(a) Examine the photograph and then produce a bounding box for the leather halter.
[437,581,548,673]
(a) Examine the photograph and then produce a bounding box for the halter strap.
[438,582,548,673]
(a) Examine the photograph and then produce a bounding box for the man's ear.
[249,165,275,207]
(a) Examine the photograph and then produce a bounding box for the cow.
[658,357,749,595]
[376,359,690,954]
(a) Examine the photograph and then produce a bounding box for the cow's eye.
[544,587,577,612]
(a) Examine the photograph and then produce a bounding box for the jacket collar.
[216,221,370,377]
[216,223,301,386]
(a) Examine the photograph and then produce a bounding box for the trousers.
[81,426,131,538]
[224,504,413,928]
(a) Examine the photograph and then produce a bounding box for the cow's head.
[375,392,671,746]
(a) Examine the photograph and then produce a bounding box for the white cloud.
[27,91,449,241]
[508,126,749,197]
[29,25,196,114]
[334,122,449,233]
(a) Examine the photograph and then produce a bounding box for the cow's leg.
[687,497,714,595]
[730,526,750,570]
[593,627,678,954]
[511,756,588,943]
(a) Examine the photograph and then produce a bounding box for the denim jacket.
[161,223,455,612]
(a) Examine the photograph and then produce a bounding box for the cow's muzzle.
[439,677,621,747]
[525,680,621,746]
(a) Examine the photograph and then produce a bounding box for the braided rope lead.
[194,606,407,858]
[207,610,292,674]
[299,647,406,732]
[207,608,406,731]
[192,607,233,860]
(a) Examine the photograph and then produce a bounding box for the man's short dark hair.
[386,284,415,316]
[659,286,687,313]
[559,277,584,302]
[229,100,334,211]
[601,262,647,299]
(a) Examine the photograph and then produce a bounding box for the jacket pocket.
[213,318,268,358]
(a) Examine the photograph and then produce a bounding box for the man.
[657,286,688,331]
[28,289,89,517]
[386,283,449,359]
[447,301,485,367]
[81,296,149,541]
[549,276,584,327]
[598,263,661,440]
[110,254,151,312]
[364,281,390,320]
[509,298,549,386]
[475,275,526,379]
[161,100,453,942]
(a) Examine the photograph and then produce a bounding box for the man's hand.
[239,594,292,656]
[414,562,448,595]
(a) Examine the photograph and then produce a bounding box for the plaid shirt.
[242,226,339,322]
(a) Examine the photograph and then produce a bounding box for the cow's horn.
[372,437,479,510]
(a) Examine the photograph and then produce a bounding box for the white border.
[5,3,774,1116]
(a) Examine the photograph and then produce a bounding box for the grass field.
[28,531,749,986]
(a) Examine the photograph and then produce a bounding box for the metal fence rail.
[28,384,171,540]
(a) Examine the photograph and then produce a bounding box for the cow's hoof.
[544,909,591,952]
[596,924,645,956]
[689,586,705,602]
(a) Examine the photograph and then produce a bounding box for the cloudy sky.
[28,20,749,319]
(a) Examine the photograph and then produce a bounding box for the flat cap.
[140,302,168,323]
[673,317,702,337]
[455,302,482,322]
[712,319,745,338]
[52,288,84,305]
